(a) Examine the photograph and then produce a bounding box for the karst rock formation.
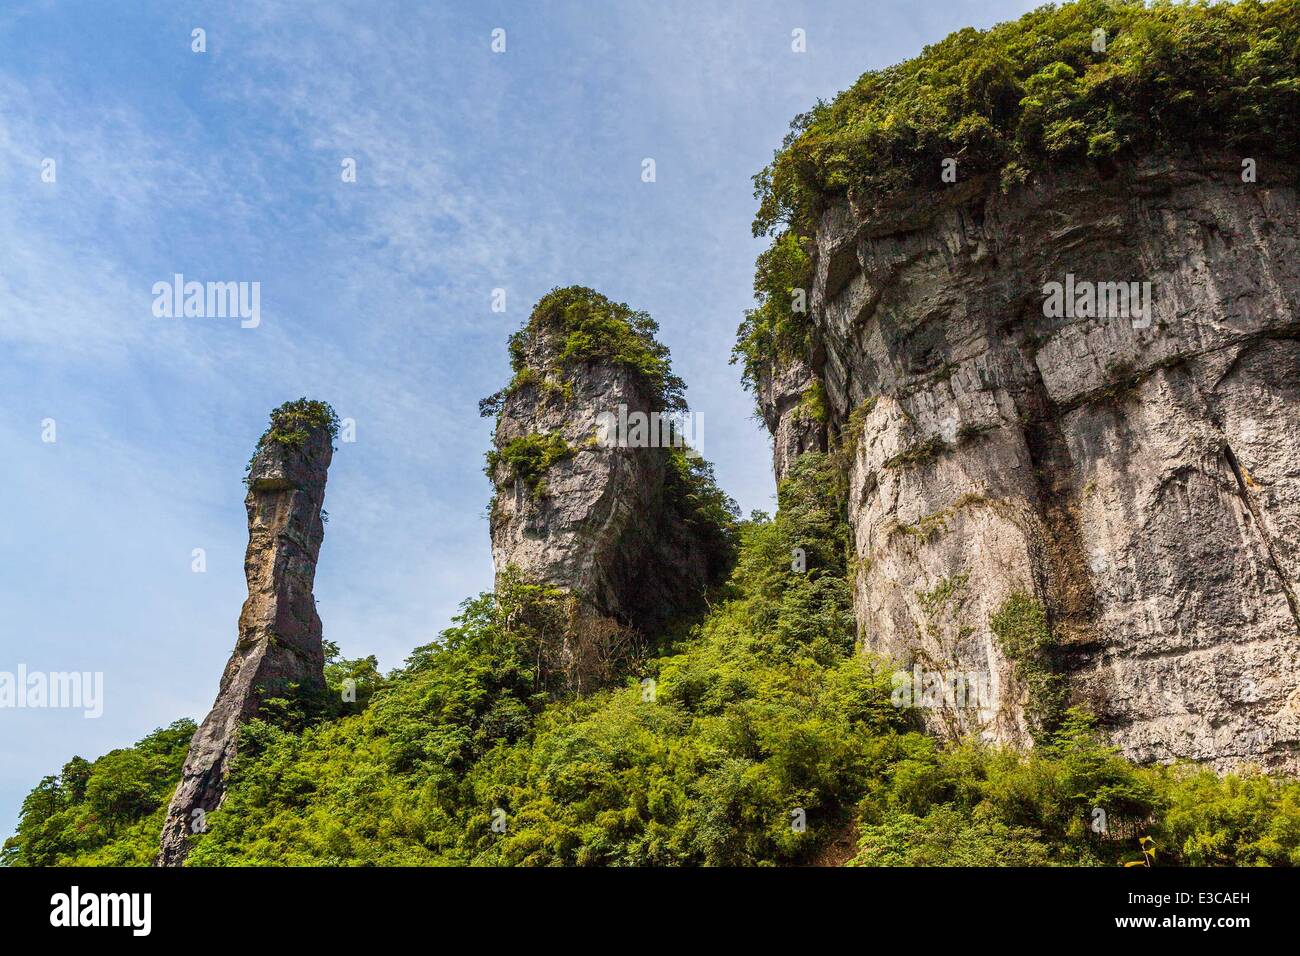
[157,403,334,866]
[759,152,1300,770]
[485,288,732,692]
[157,167,1300,867]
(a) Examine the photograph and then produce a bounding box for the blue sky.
[0,0,1039,840]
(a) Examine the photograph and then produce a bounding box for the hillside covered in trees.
[7,455,1300,866]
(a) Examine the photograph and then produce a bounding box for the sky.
[0,0,1041,840]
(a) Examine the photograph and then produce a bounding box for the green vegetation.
[12,2,1300,872]
[662,450,742,577]
[754,0,1300,237]
[795,379,830,424]
[485,432,576,498]
[883,435,949,470]
[246,398,339,480]
[9,454,1300,867]
[891,494,992,543]
[991,592,1067,737]
[258,398,339,449]
[739,0,1300,388]
[849,709,1159,865]
[1,720,194,866]
[829,397,879,476]
[479,289,719,512]
[731,232,814,401]
[481,287,686,418]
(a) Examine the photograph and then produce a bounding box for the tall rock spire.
[483,287,737,692]
[158,399,337,866]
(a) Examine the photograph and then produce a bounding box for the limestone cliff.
[484,287,735,691]
[757,353,827,484]
[158,400,336,865]
[761,152,1300,770]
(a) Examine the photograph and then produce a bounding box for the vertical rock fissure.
[1017,365,1101,658]
[1223,441,1300,634]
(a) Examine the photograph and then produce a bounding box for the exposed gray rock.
[779,151,1300,770]
[487,294,730,691]
[756,353,827,485]
[157,412,333,865]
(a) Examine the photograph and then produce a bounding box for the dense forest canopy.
[8,455,1300,867]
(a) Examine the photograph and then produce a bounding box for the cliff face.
[487,289,733,689]
[757,353,827,484]
[158,403,335,865]
[489,348,699,626]
[764,153,1300,770]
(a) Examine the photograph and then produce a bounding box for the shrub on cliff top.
[260,398,339,448]
[482,287,687,418]
[754,0,1300,237]
[245,398,340,479]
[739,0,1300,388]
